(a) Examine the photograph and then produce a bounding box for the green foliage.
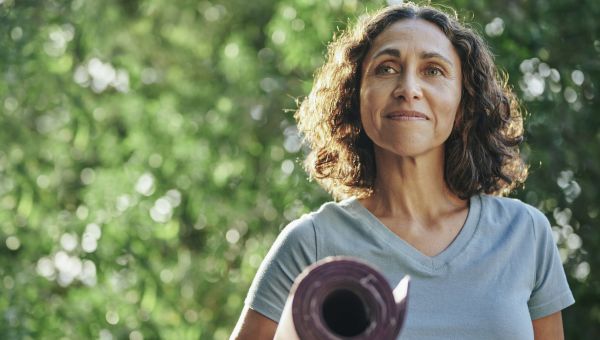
[0,0,598,338]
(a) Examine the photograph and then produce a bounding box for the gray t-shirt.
[245,194,575,339]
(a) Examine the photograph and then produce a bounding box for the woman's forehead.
[365,19,458,63]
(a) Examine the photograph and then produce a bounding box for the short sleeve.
[244,215,317,322]
[526,207,575,320]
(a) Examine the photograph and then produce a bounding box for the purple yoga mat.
[274,256,410,340]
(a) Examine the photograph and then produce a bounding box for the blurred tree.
[0,0,597,339]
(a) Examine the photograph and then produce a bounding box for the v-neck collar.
[344,195,482,272]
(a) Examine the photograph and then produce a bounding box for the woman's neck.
[362,147,467,224]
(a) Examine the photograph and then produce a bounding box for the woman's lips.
[385,110,429,120]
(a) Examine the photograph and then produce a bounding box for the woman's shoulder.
[281,197,364,242]
[479,194,551,233]
[303,197,363,227]
[480,194,543,215]
[277,199,349,240]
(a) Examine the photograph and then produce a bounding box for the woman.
[232,3,574,339]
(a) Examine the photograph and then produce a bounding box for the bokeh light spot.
[4,96,18,111]
[281,160,294,175]
[60,233,78,252]
[226,229,240,244]
[573,262,590,282]
[148,153,163,168]
[160,269,174,283]
[99,329,113,340]
[106,310,120,325]
[37,257,56,279]
[82,234,98,253]
[80,168,96,185]
[129,330,144,340]
[485,17,504,37]
[271,30,286,45]
[184,309,198,323]
[571,70,584,86]
[566,233,582,250]
[282,6,296,19]
[116,195,132,212]
[10,26,23,40]
[292,19,305,31]
[6,236,20,250]
[224,43,239,58]
[76,205,89,220]
[3,276,15,289]
[135,173,155,196]
[564,87,577,103]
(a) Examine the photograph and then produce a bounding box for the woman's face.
[359,18,462,159]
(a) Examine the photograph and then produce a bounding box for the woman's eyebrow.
[372,48,400,59]
[371,48,454,67]
[420,51,454,67]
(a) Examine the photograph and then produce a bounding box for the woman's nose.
[392,72,423,101]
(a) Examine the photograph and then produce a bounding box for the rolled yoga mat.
[274,256,410,340]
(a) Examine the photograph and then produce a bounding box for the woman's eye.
[375,65,397,75]
[424,66,444,76]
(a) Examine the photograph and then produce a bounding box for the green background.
[0,0,598,338]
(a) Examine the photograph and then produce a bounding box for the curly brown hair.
[295,2,527,200]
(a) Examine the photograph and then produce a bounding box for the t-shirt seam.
[247,295,283,322]
[528,288,572,310]
[309,214,318,261]
[346,201,436,272]
[525,205,539,292]
[444,194,484,268]
[528,289,574,319]
[347,196,483,273]
[369,223,438,273]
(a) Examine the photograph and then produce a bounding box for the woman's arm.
[532,311,564,340]
[230,306,278,340]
